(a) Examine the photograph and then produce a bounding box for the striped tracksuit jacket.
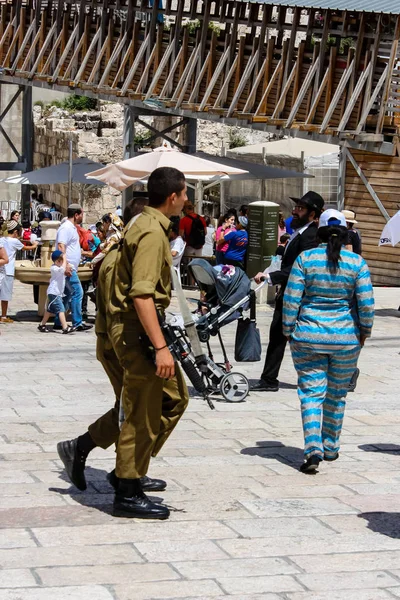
[282,245,374,459]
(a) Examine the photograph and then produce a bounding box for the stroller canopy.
[188,259,251,308]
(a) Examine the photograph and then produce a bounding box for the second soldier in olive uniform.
[57,194,180,504]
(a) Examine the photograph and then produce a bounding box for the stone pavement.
[0,280,400,600]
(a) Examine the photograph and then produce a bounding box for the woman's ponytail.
[318,225,348,273]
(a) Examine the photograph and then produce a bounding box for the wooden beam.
[320,59,354,133]
[172,44,201,101]
[37,24,62,76]
[271,60,297,119]
[136,43,157,94]
[305,65,329,124]
[242,54,267,113]
[160,45,184,98]
[99,31,127,87]
[343,147,390,221]
[337,60,371,133]
[355,65,389,135]
[282,6,299,88]
[199,46,230,111]
[74,26,101,85]
[213,54,238,108]
[176,45,203,108]
[145,40,175,99]
[20,16,44,73]
[87,30,110,84]
[10,19,35,74]
[324,45,337,113]
[314,9,330,100]
[285,55,320,128]
[227,48,258,117]
[50,23,79,82]
[188,50,212,104]
[376,15,400,134]
[254,57,284,117]
[119,32,150,95]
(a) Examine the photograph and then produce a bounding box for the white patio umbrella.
[85,145,248,191]
[2,157,106,186]
[379,210,400,247]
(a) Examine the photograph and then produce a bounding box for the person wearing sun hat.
[342,209,362,255]
[282,208,374,474]
[0,221,38,323]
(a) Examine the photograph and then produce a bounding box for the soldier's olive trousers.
[88,334,122,449]
[109,316,189,479]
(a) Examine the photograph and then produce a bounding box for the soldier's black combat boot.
[107,469,167,492]
[113,478,170,519]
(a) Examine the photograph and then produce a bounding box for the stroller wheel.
[219,372,249,403]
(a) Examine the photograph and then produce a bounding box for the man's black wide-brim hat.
[289,191,324,212]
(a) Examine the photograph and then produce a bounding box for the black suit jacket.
[270,221,319,296]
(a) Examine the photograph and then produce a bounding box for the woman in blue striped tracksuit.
[282,209,374,474]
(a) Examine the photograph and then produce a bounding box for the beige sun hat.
[341,209,358,224]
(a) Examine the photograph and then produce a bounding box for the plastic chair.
[51,211,63,221]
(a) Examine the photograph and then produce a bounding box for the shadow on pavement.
[359,443,400,455]
[358,512,400,538]
[241,441,303,471]
[50,466,166,515]
[13,310,41,323]
[373,308,399,318]
[248,378,297,391]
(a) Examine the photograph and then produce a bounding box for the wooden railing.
[0,1,399,151]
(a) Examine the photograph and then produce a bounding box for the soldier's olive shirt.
[109,206,172,318]
[95,244,119,335]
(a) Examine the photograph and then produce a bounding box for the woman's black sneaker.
[324,453,339,462]
[300,455,322,473]
[37,324,49,333]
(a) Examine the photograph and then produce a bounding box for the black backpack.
[187,214,206,249]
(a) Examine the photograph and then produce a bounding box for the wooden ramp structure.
[0,0,400,153]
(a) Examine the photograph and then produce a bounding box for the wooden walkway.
[1,1,400,152]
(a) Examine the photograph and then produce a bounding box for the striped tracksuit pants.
[290,342,360,459]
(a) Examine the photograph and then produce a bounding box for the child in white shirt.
[38,250,74,334]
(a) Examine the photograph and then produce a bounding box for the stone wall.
[32,101,276,222]
[33,103,126,224]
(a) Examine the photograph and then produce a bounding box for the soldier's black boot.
[113,478,170,520]
[107,469,167,492]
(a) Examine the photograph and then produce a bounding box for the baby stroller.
[162,259,264,409]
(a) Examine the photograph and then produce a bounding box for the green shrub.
[228,128,247,149]
[61,95,98,111]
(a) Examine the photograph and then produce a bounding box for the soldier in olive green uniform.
[108,167,189,519]
[57,206,167,495]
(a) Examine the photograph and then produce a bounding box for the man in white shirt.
[55,204,92,331]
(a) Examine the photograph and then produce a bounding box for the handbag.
[234,292,262,362]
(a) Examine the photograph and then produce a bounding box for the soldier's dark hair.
[67,204,82,219]
[147,167,185,207]
[318,225,348,274]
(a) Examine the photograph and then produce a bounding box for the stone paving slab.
[0,282,400,599]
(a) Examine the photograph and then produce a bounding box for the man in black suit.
[251,191,325,392]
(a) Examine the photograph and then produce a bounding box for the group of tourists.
[46,167,373,519]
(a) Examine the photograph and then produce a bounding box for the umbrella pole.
[68,139,73,206]
[196,180,204,214]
